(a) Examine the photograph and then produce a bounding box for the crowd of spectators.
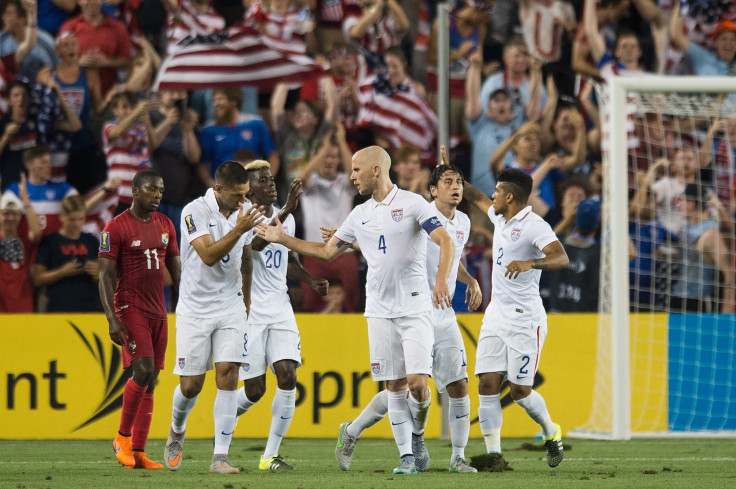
[0,0,735,314]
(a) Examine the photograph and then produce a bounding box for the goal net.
[571,76,736,440]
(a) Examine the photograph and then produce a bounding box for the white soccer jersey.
[425,202,470,326]
[334,186,443,318]
[177,188,253,318]
[248,209,296,324]
[485,205,559,324]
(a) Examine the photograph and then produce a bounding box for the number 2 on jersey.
[144,248,159,269]
[496,246,503,265]
[378,234,386,254]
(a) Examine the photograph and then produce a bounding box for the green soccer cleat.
[543,423,564,468]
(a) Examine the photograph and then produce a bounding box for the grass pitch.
[1,437,735,489]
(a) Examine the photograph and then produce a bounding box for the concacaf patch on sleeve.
[161,233,169,245]
[100,232,110,252]
[184,214,197,234]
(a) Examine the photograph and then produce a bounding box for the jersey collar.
[507,205,533,223]
[372,185,400,207]
[204,188,219,213]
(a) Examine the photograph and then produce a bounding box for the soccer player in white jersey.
[234,161,328,471]
[463,168,569,468]
[333,162,483,473]
[163,161,266,474]
[257,146,456,475]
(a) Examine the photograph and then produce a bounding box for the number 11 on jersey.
[378,234,386,254]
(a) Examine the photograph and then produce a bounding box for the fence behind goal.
[571,76,736,440]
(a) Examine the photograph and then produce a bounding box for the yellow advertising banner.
[0,313,602,440]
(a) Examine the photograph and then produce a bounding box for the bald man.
[257,146,455,474]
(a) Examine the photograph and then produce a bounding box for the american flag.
[154,24,328,91]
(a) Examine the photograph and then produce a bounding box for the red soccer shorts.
[119,309,167,370]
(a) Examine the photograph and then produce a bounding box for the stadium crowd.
[0,0,735,315]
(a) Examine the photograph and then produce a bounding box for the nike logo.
[221,431,234,436]
[361,219,371,225]
[209,223,216,227]
[455,413,469,419]
[391,420,408,426]
[215,135,226,141]
[168,452,181,466]
[280,416,293,420]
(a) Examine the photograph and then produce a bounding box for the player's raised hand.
[108,316,129,347]
[433,280,453,310]
[236,203,266,233]
[283,178,304,214]
[440,144,449,166]
[256,215,286,243]
[311,277,329,296]
[504,259,533,279]
[465,278,482,311]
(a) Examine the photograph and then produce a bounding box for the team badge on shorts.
[184,215,196,234]
[241,363,250,373]
[178,358,186,369]
[511,228,521,241]
[128,341,136,353]
[371,362,381,375]
[391,209,403,222]
[456,230,464,243]
[100,232,110,252]
[161,233,169,245]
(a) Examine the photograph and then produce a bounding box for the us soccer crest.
[184,214,196,234]
[178,358,186,369]
[371,362,381,375]
[100,232,110,252]
[161,233,169,245]
[241,363,250,373]
[456,230,464,243]
[241,130,252,140]
[391,209,403,222]
[511,228,521,241]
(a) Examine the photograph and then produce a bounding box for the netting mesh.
[573,81,736,438]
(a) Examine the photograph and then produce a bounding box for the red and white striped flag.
[154,24,328,91]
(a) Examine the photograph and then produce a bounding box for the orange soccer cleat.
[112,434,135,467]
[130,451,163,469]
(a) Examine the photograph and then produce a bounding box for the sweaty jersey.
[485,205,558,324]
[248,209,296,324]
[99,209,179,319]
[425,203,470,326]
[334,186,443,318]
[177,188,254,318]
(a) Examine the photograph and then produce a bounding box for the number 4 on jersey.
[378,234,386,254]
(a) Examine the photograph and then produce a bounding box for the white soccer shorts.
[367,311,434,381]
[475,316,548,387]
[173,311,247,376]
[238,317,302,380]
[432,319,469,393]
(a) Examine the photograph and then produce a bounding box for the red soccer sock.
[131,393,154,452]
[119,379,147,436]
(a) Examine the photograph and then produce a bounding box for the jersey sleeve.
[181,202,210,244]
[99,219,122,261]
[334,207,358,245]
[531,219,559,252]
[414,195,442,234]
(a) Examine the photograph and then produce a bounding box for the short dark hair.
[497,168,533,204]
[110,91,136,108]
[213,87,243,109]
[215,161,249,189]
[6,79,30,96]
[4,0,26,18]
[428,165,464,200]
[23,145,50,164]
[384,46,407,68]
[132,169,162,189]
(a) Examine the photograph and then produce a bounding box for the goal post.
[570,76,736,441]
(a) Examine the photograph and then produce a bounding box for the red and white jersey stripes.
[166,0,225,56]
[102,122,151,205]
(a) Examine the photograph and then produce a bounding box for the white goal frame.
[573,76,736,441]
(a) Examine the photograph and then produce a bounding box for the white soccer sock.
[213,389,237,455]
[347,389,388,438]
[171,384,198,433]
[407,388,431,435]
[478,394,502,453]
[448,395,471,459]
[236,386,256,416]
[387,389,413,456]
[515,390,556,437]
[263,387,296,458]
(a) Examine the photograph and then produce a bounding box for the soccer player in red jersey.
[98,169,181,469]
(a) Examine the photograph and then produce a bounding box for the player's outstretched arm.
[504,240,570,279]
[462,180,493,216]
[252,179,304,251]
[98,257,128,346]
[428,225,455,310]
[256,216,348,262]
[286,251,329,296]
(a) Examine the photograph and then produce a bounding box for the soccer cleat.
[209,457,240,474]
[113,434,135,467]
[259,454,294,470]
[335,421,359,471]
[449,455,478,473]
[543,423,564,468]
[130,452,163,469]
[392,455,417,475]
[412,432,430,472]
[164,428,185,471]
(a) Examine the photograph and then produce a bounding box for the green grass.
[1,438,735,489]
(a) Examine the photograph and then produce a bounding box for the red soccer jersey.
[99,209,179,319]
